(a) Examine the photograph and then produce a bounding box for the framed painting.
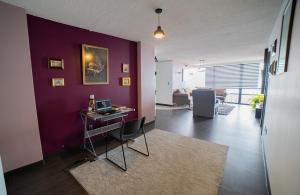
[82,44,109,85]
[277,0,297,74]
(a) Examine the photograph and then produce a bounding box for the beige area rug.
[70,129,228,195]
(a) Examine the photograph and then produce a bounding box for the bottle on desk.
[88,94,96,113]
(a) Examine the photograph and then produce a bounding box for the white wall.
[156,61,173,105]
[183,67,206,90]
[0,2,43,172]
[137,42,156,123]
[156,62,206,104]
[172,63,184,90]
[263,1,300,194]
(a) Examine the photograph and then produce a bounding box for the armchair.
[192,89,218,118]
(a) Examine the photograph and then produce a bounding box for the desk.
[80,108,134,157]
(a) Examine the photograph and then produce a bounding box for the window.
[225,88,239,103]
[240,88,261,104]
[205,63,260,89]
[205,63,262,105]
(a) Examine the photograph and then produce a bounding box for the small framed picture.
[122,64,129,73]
[122,77,131,86]
[271,39,277,56]
[269,60,277,75]
[51,78,65,87]
[49,58,64,69]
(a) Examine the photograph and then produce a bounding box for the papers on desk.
[112,105,135,112]
[86,112,98,118]
[119,107,135,112]
[85,107,134,120]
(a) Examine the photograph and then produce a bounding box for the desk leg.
[84,116,97,157]
[83,116,87,150]
[87,135,97,157]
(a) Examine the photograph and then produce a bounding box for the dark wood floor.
[5,105,267,195]
[156,105,268,195]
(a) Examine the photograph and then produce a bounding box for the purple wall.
[27,15,138,156]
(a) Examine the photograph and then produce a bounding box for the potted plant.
[249,94,264,109]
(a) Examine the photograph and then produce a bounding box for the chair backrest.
[192,89,216,105]
[215,89,226,97]
[122,117,146,137]
[192,89,216,118]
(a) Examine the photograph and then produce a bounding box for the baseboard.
[261,137,272,195]
[156,103,173,106]
[145,120,155,126]
[4,160,44,176]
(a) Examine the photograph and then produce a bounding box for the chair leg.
[121,140,127,170]
[143,128,150,156]
[127,128,149,156]
[105,136,108,158]
[105,139,127,171]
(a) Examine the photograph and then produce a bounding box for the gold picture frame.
[82,44,109,85]
[51,78,65,87]
[122,64,129,73]
[269,60,277,75]
[122,77,131,86]
[48,58,64,69]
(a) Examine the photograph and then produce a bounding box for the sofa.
[173,90,190,106]
[192,89,218,118]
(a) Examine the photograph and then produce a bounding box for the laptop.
[95,99,119,115]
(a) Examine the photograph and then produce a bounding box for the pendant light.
[199,60,205,67]
[198,60,206,71]
[154,8,165,39]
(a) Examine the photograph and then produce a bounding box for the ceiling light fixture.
[154,8,165,39]
[199,59,205,67]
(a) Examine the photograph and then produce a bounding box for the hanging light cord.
[157,13,160,26]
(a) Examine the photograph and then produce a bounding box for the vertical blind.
[205,63,260,88]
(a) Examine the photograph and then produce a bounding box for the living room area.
[155,60,264,118]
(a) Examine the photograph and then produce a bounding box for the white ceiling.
[3,0,283,65]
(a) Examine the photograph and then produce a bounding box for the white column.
[137,42,156,123]
[0,2,43,172]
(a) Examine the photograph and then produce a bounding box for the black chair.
[105,117,149,171]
